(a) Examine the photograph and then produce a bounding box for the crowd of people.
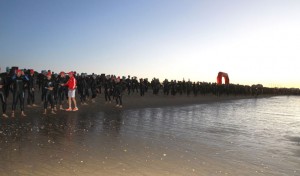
[0,66,299,118]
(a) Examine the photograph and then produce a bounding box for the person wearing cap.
[126,75,131,95]
[27,69,37,107]
[0,68,8,118]
[90,74,98,103]
[62,71,78,111]
[103,76,112,104]
[43,72,56,115]
[40,71,47,103]
[11,69,27,117]
[114,77,123,108]
[56,71,68,110]
[77,73,88,105]
[139,78,145,96]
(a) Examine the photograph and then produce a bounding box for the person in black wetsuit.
[126,75,131,95]
[57,71,68,110]
[139,78,145,96]
[163,79,170,95]
[52,73,59,111]
[0,68,8,118]
[78,74,89,105]
[27,69,37,107]
[90,74,98,103]
[11,69,27,117]
[40,72,47,103]
[114,77,123,108]
[43,72,56,115]
[103,76,112,103]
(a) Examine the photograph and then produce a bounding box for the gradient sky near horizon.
[1,0,300,88]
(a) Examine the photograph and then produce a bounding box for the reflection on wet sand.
[0,96,300,175]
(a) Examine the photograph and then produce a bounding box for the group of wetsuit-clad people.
[0,67,129,118]
[1,67,300,118]
[0,68,78,118]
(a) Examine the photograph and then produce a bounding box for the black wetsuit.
[104,79,112,102]
[0,74,7,114]
[139,80,145,96]
[115,82,123,106]
[57,75,68,106]
[43,78,55,109]
[90,77,97,99]
[27,74,36,105]
[126,78,131,95]
[53,76,59,106]
[12,75,27,111]
[171,81,177,96]
[163,80,170,95]
[38,73,44,91]
[41,76,47,101]
[132,79,139,93]
[78,76,88,103]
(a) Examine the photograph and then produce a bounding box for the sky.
[0,0,300,88]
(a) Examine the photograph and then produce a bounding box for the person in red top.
[62,72,78,111]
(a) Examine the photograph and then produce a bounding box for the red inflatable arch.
[217,72,229,85]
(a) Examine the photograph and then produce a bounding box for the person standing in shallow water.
[43,72,56,115]
[11,70,27,117]
[62,72,78,111]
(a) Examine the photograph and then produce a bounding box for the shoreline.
[0,92,298,176]
[3,90,276,117]
[120,93,274,110]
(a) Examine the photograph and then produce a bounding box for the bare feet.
[27,105,32,108]
[11,112,15,118]
[51,110,56,114]
[43,110,47,115]
[2,114,8,118]
[32,104,38,107]
[21,112,27,117]
[72,107,78,111]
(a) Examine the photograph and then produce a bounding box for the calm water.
[0,96,299,175]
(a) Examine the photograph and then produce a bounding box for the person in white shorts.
[62,72,78,111]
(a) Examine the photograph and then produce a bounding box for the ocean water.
[0,96,299,175]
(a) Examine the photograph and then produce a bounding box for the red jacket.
[64,76,77,90]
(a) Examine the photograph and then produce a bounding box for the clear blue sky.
[1,0,300,87]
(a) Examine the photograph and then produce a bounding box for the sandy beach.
[0,91,299,176]
[3,89,269,116]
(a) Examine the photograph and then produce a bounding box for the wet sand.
[1,91,297,176]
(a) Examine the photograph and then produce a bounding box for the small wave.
[258,111,295,117]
